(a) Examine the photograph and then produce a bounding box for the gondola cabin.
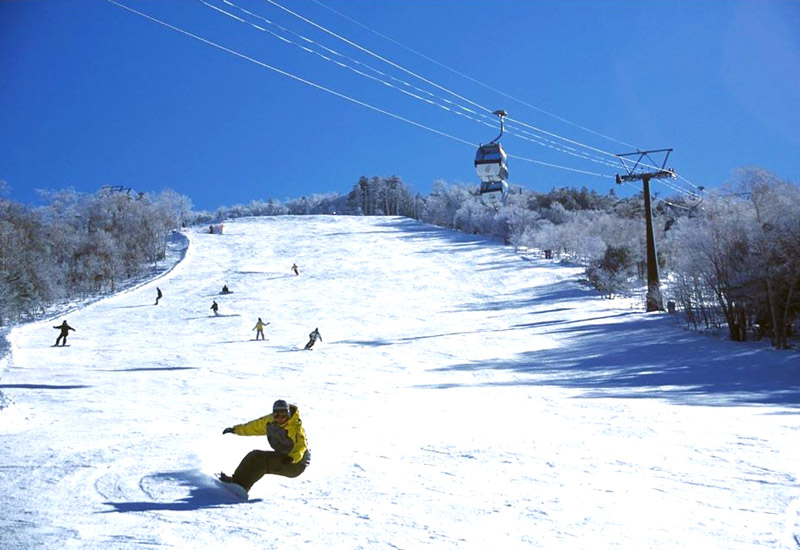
[479,178,509,196]
[475,143,508,187]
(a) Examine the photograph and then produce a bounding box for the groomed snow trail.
[1,216,798,549]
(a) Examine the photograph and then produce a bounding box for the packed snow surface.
[1,216,799,549]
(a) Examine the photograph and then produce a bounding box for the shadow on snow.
[0,383,91,390]
[109,367,198,372]
[183,314,243,321]
[102,470,260,513]
[425,315,800,408]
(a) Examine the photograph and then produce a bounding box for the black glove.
[222,427,235,435]
[282,455,294,464]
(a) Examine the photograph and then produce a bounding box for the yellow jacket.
[232,405,308,464]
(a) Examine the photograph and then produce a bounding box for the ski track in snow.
[0,215,799,549]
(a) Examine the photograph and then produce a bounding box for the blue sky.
[1,0,798,212]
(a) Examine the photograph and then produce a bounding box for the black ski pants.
[231,450,309,491]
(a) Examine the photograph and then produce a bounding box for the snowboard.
[216,474,249,500]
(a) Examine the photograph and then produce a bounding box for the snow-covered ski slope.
[1,215,799,550]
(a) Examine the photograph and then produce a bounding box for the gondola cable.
[200,0,637,185]
[220,0,633,175]
[105,0,606,181]
[105,0,474,147]
[209,0,663,184]
[311,0,640,152]
[311,0,707,197]
[218,0,485,123]
[199,0,478,121]
[260,0,705,197]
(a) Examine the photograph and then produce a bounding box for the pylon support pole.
[615,149,676,312]
[641,174,662,311]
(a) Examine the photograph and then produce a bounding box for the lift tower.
[615,149,676,312]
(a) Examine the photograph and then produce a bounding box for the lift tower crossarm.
[615,148,673,175]
[616,169,675,184]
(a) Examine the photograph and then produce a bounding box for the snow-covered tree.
[665,168,799,347]
[587,245,637,298]
[0,187,192,324]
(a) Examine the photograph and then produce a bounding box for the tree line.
[200,168,798,349]
[0,186,191,325]
[2,168,797,349]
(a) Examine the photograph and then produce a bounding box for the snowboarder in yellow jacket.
[252,317,269,340]
[220,399,310,492]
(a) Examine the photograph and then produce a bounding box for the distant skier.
[292,263,300,276]
[221,285,231,294]
[155,287,162,305]
[211,300,219,316]
[220,399,310,493]
[304,328,322,350]
[253,317,269,340]
[53,320,75,347]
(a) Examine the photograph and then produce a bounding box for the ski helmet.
[273,399,290,415]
